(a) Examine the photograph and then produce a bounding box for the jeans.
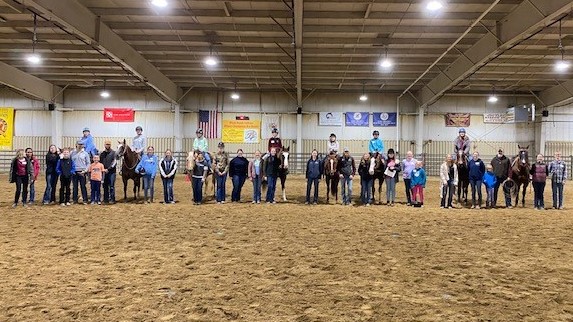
[306,177,320,203]
[470,179,483,206]
[266,175,277,202]
[411,185,424,204]
[532,181,546,209]
[403,178,412,204]
[29,179,36,203]
[162,177,174,203]
[385,176,396,202]
[43,173,58,203]
[103,171,116,202]
[72,172,88,203]
[59,176,72,204]
[231,175,247,202]
[486,187,495,207]
[493,176,506,207]
[360,177,373,205]
[252,175,262,202]
[90,180,102,203]
[552,181,564,208]
[142,174,155,202]
[216,173,227,202]
[340,175,353,204]
[14,175,29,204]
[192,177,203,203]
[441,180,455,207]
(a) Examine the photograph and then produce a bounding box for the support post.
[416,106,425,157]
[173,103,183,153]
[51,108,63,148]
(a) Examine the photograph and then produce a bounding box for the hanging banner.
[445,113,471,127]
[373,112,397,127]
[222,119,261,143]
[345,112,369,127]
[319,112,343,126]
[262,114,280,139]
[104,108,135,122]
[483,113,507,124]
[0,107,14,151]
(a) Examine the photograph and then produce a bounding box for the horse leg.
[123,177,128,201]
[326,178,330,203]
[378,179,383,205]
[522,183,527,207]
[280,175,287,201]
[515,185,520,208]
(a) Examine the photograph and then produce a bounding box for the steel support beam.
[539,79,573,107]
[0,61,61,102]
[416,0,573,107]
[294,0,303,107]
[24,0,180,103]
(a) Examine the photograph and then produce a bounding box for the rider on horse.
[454,128,471,160]
[193,128,211,168]
[369,130,385,158]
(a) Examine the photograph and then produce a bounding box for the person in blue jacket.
[79,127,98,158]
[483,164,497,209]
[410,161,427,206]
[468,151,486,209]
[368,130,385,157]
[305,149,323,205]
[136,146,158,203]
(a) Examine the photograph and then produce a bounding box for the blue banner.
[345,112,369,127]
[373,112,397,127]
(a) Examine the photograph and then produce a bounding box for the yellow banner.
[222,120,260,143]
[0,107,14,151]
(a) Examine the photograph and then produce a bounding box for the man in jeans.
[100,140,117,204]
[71,140,90,204]
[491,148,510,208]
[338,148,356,205]
[549,151,567,210]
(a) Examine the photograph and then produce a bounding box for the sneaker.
[305,201,309,205]
[313,202,318,205]
[440,206,445,209]
[476,205,481,209]
[169,201,176,204]
[470,205,475,209]
[221,201,225,204]
[559,206,564,210]
[252,201,256,204]
[66,202,71,206]
[448,206,453,209]
[23,204,28,208]
[271,201,276,204]
[12,203,17,208]
[256,201,261,204]
[406,203,411,206]
[43,202,49,205]
[365,203,370,207]
[217,202,221,204]
[60,203,66,207]
[97,202,101,205]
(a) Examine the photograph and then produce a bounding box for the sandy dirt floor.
[1,174,572,321]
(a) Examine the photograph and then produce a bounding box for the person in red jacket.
[25,148,40,204]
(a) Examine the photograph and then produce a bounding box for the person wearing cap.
[490,148,510,208]
[368,130,385,158]
[483,164,497,209]
[337,147,356,205]
[454,128,471,159]
[213,142,230,203]
[132,126,146,156]
[79,127,98,158]
[327,133,340,156]
[71,140,90,204]
[193,128,211,167]
[100,140,117,204]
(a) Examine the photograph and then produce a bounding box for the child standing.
[87,155,106,205]
[410,161,426,206]
[483,164,497,209]
[548,151,567,210]
[468,151,485,209]
[249,150,263,204]
[384,148,400,206]
[358,153,374,206]
[530,153,549,210]
[25,148,40,204]
[136,146,158,203]
[56,148,76,206]
[9,149,33,208]
[159,149,178,204]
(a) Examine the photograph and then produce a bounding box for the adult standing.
[490,148,510,208]
[249,150,263,204]
[229,149,249,202]
[213,142,230,204]
[549,151,567,210]
[9,149,33,208]
[468,151,485,209]
[263,147,281,204]
[79,127,98,158]
[136,146,158,203]
[42,145,60,205]
[100,140,117,204]
[453,128,471,159]
[71,140,90,204]
[25,148,40,204]
[305,149,323,205]
[132,125,146,156]
[358,152,374,207]
[338,148,356,205]
[159,149,178,204]
[439,154,458,209]
[401,151,417,206]
[368,130,385,157]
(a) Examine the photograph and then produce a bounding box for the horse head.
[116,139,127,157]
[280,146,289,169]
[325,152,338,175]
[517,145,529,165]
[457,150,467,164]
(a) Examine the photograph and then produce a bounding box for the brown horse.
[278,146,290,201]
[456,150,470,205]
[511,145,530,207]
[116,139,141,201]
[371,152,386,204]
[323,152,339,204]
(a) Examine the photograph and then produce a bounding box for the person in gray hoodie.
[71,140,91,204]
[337,148,356,205]
[305,149,323,204]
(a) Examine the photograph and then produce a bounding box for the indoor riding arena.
[1,1,572,321]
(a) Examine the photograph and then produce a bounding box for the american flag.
[199,109,219,138]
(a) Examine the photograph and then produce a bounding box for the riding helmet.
[459,128,466,133]
[82,127,90,132]
[196,128,203,134]
[136,126,143,131]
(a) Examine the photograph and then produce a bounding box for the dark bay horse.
[456,150,470,205]
[323,152,340,204]
[371,152,386,204]
[278,147,290,201]
[117,139,141,201]
[511,145,530,207]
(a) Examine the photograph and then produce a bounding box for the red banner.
[104,108,134,122]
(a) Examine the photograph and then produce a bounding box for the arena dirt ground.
[1,174,572,321]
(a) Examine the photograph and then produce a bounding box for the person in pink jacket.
[248,150,263,204]
[25,148,41,204]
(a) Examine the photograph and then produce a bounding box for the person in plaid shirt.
[549,151,567,210]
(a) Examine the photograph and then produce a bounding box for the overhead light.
[151,0,168,7]
[555,60,571,72]
[359,94,368,101]
[488,95,498,103]
[426,1,443,11]
[379,46,393,69]
[100,80,110,98]
[204,56,218,66]
[231,82,239,100]
[27,13,41,65]
[26,53,41,64]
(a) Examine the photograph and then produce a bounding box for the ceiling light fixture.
[379,46,393,69]
[204,46,218,67]
[231,83,240,100]
[100,80,110,98]
[555,19,570,72]
[151,0,168,8]
[488,85,498,103]
[359,83,368,101]
[426,1,444,11]
[26,14,41,65]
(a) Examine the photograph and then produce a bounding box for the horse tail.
[330,175,339,196]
